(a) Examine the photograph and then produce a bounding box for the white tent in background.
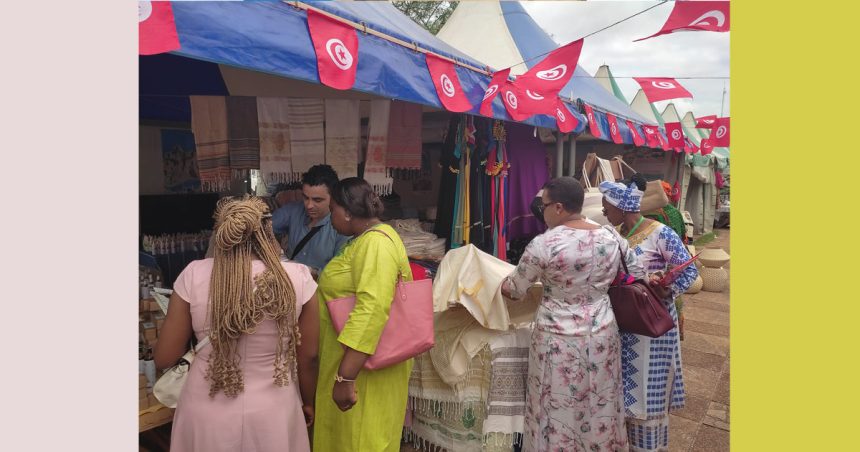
[630,89,666,126]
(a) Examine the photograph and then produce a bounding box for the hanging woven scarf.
[324,99,360,179]
[386,100,423,177]
[287,98,325,181]
[365,100,394,195]
[225,96,261,177]
[190,96,230,192]
[256,97,292,187]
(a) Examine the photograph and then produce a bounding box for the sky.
[521,0,730,119]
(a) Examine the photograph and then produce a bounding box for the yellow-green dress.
[313,224,414,452]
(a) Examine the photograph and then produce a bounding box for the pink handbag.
[326,230,435,370]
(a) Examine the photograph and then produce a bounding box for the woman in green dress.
[313,177,414,452]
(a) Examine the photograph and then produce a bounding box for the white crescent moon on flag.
[671,130,682,140]
[326,38,354,70]
[651,81,677,90]
[556,108,566,122]
[716,125,727,138]
[536,64,567,81]
[505,91,518,109]
[689,10,726,28]
[139,1,153,23]
[483,84,498,100]
[526,90,545,101]
[440,74,456,97]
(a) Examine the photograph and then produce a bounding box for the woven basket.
[686,275,703,294]
[701,266,728,292]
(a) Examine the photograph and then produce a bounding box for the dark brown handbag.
[608,244,675,338]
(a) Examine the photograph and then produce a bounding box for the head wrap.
[599,180,644,212]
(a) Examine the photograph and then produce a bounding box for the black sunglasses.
[538,201,556,214]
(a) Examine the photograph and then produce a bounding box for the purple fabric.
[505,122,550,240]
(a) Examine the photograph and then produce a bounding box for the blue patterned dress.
[619,221,698,451]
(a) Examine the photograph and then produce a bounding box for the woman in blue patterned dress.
[600,176,699,452]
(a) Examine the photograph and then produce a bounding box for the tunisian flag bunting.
[514,39,584,114]
[627,120,646,147]
[635,1,730,42]
[426,54,473,113]
[500,82,531,121]
[480,68,511,117]
[695,115,718,128]
[642,125,660,148]
[606,113,624,144]
[711,117,730,147]
[555,101,580,133]
[666,122,685,149]
[700,138,715,155]
[583,104,602,138]
[139,1,180,55]
[307,10,359,90]
[634,77,693,103]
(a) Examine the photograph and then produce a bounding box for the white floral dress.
[505,226,645,452]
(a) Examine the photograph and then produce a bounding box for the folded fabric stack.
[387,218,446,260]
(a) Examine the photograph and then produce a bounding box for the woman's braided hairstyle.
[205,196,299,397]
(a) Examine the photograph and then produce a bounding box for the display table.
[139,401,175,432]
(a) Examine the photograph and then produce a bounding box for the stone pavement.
[403,228,731,452]
[669,227,730,452]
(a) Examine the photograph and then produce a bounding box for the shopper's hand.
[302,404,315,427]
[647,275,672,300]
[332,381,357,412]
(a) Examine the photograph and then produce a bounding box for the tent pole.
[555,132,564,178]
[567,135,577,177]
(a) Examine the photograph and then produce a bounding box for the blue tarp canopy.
[140,1,585,133]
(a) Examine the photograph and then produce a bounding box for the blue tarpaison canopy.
[140,1,585,133]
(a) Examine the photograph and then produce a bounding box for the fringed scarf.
[287,98,325,181]
[386,100,423,179]
[324,99,360,179]
[256,97,292,187]
[225,96,260,179]
[190,96,231,192]
[364,100,394,195]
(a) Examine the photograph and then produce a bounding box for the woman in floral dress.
[600,177,699,452]
[502,177,645,452]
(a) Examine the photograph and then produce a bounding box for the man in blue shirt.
[271,164,350,275]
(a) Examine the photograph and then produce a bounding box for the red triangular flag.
[633,77,693,103]
[426,54,473,113]
[307,10,359,90]
[500,82,530,121]
[555,101,580,133]
[139,1,180,55]
[642,125,660,148]
[627,120,646,147]
[635,1,730,42]
[606,113,624,144]
[711,117,730,147]
[700,138,715,155]
[514,39,584,115]
[480,68,511,117]
[666,122,685,149]
[583,104,602,138]
[695,115,718,128]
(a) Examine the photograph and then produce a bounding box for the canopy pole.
[555,132,564,178]
[567,135,577,177]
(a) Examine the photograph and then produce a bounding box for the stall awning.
[140,1,584,133]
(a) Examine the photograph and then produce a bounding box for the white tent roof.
[437,2,530,75]
[630,89,663,125]
[594,65,614,96]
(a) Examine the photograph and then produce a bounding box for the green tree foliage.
[393,1,458,35]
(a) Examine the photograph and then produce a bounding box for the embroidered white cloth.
[324,99,360,179]
[365,99,393,194]
[287,98,324,179]
[256,97,292,185]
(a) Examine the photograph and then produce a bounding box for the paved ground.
[669,227,730,452]
[403,228,731,452]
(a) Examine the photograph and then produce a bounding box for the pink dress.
[170,258,317,452]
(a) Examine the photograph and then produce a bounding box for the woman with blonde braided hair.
[155,196,320,452]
